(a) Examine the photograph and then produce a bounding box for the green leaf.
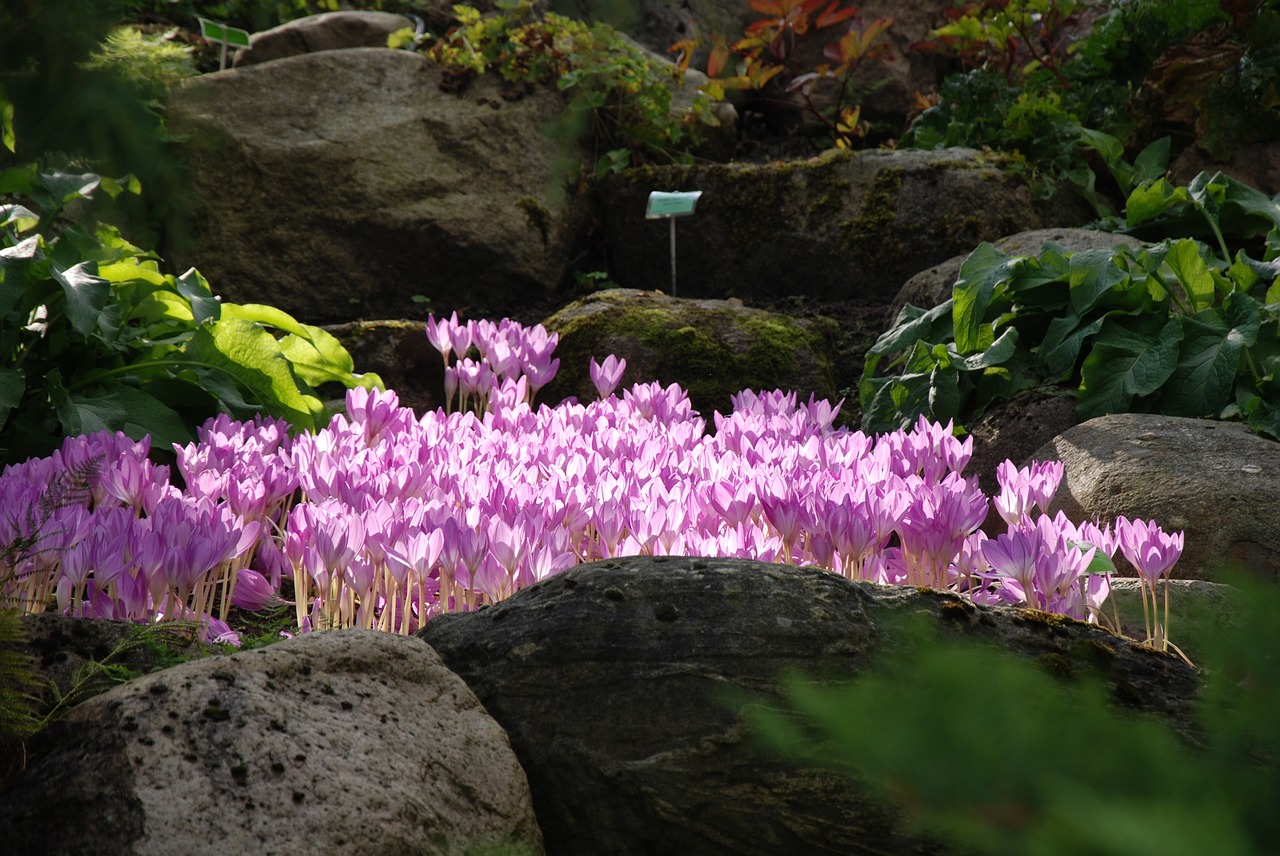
[1165,239,1217,313]
[184,318,323,430]
[175,268,221,326]
[221,302,310,336]
[1132,136,1171,184]
[1078,315,1184,419]
[38,171,101,206]
[1162,294,1262,417]
[0,366,23,428]
[1037,309,1117,381]
[1125,179,1186,228]
[1190,171,1280,236]
[953,243,1016,352]
[60,384,194,448]
[0,91,13,153]
[948,326,1018,371]
[866,299,954,357]
[1067,247,1130,314]
[51,261,110,337]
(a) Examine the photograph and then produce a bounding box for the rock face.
[890,227,1148,320]
[597,147,1059,306]
[166,48,589,325]
[327,318,445,416]
[0,629,543,856]
[418,556,1200,856]
[1035,414,1280,583]
[234,11,415,67]
[540,287,840,415]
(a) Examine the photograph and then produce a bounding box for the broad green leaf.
[949,326,1018,371]
[38,171,101,205]
[1126,179,1186,228]
[60,384,194,448]
[0,165,37,196]
[0,203,38,232]
[221,302,309,336]
[1162,295,1261,417]
[1079,127,1124,167]
[97,259,168,288]
[0,366,23,428]
[928,362,961,422]
[51,261,109,337]
[1068,247,1130,314]
[1132,136,1171,184]
[1189,170,1280,238]
[1037,310,1116,381]
[953,243,1016,352]
[866,299,954,357]
[184,318,323,430]
[1078,315,1183,418]
[1165,239,1217,313]
[176,268,221,326]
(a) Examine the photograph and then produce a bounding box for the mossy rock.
[596,147,1072,307]
[540,288,840,417]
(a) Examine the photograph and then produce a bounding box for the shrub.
[0,159,383,464]
[860,170,1280,439]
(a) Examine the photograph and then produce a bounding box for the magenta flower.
[1116,517,1184,583]
[590,354,627,399]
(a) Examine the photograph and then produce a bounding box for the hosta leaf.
[176,268,221,326]
[1162,294,1262,417]
[953,243,1016,352]
[948,326,1018,371]
[1165,239,1217,313]
[60,384,193,448]
[867,299,954,356]
[51,261,109,337]
[1078,315,1183,419]
[1068,248,1131,315]
[37,171,100,206]
[184,318,323,430]
[1126,179,1186,228]
[1037,309,1116,380]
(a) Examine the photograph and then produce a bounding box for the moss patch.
[543,290,838,417]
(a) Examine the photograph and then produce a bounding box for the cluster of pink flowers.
[0,317,1185,647]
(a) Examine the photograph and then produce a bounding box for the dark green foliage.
[904,0,1258,208]
[860,171,1280,439]
[408,2,723,176]
[751,574,1280,855]
[0,162,383,465]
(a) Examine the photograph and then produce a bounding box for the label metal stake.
[198,18,253,71]
[645,191,702,297]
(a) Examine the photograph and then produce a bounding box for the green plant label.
[645,191,702,219]
[198,18,252,49]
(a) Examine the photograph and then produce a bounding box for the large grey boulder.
[1036,413,1280,583]
[0,629,543,856]
[597,147,1063,306]
[167,48,590,325]
[418,556,1200,856]
[233,11,414,67]
[539,287,840,414]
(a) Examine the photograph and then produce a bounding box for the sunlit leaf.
[51,261,109,337]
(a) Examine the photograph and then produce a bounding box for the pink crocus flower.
[1116,517,1184,583]
[590,354,627,399]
